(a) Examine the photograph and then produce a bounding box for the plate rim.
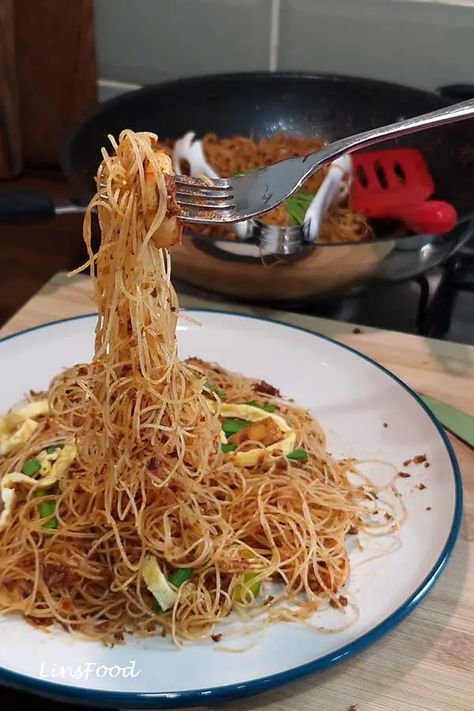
[0,310,463,709]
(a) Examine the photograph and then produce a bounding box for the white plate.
[0,311,462,708]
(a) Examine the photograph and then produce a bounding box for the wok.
[4,72,474,301]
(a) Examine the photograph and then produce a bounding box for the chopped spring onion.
[37,492,58,530]
[234,572,262,603]
[168,568,192,588]
[204,381,224,400]
[222,418,252,437]
[221,443,237,454]
[284,190,314,226]
[287,448,308,461]
[244,400,277,413]
[46,444,63,454]
[154,567,193,614]
[21,458,41,477]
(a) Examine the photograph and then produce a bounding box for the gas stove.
[176,235,474,345]
[294,246,474,344]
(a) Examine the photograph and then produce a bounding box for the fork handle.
[303,97,474,180]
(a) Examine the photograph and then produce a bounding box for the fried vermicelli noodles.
[0,131,397,645]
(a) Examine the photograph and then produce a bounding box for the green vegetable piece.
[222,418,252,437]
[287,448,308,461]
[244,400,277,413]
[234,572,261,603]
[221,443,237,454]
[168,568,192,588]
[154,568,192,614]
[37,495,58,530]
[43,516,59,530]
[284,190,314,226]
[204,381,224,399]
[46,444,62,454]
[21,458,41,477]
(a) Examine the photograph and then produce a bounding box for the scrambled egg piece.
[37,442,77,484]
[0,419,38,456]
[220,404,296,467]
[0,440,76,531]
[0,399,49,456]
[141,556,177,612]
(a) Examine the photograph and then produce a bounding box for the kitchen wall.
[94,0,474,100]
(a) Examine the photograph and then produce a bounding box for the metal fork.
[175,98,474,224]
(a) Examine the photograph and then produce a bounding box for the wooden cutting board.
[0,272,473,711]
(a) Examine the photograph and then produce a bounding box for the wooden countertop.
[1,273,473,711]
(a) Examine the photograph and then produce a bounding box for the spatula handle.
[398,201,458,235]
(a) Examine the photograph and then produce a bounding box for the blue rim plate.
[0,310,462,708]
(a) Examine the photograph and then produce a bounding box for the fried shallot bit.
[228,417,282,447]
[413,454,427,464]
[253,379,280,397]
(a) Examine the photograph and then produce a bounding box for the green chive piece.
[46,444,62,454]
[244,400,277,413]
[222,418,252,437]
[168,568,192,588]
[221,443,237,454]
[204,381,224,400]
[37,495,58,530]
[43,516,59,530]
[153,568,193,614]
[287,448,309,461]
[234,572,261,603]
[284,190,314,226]
[21,458,41,477]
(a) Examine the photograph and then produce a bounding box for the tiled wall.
[94,0,474,100]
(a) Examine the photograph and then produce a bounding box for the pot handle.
[0,190,86,223]
[0,189,56,223]
[437,84,474,101]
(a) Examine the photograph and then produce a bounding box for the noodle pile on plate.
[0,131,394,645]
[160,132,371,243]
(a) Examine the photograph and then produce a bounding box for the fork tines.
[174,175,231,190]
[174,175,234,211]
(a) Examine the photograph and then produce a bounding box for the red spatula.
[351,148,457,235]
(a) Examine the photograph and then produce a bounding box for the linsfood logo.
[39,660,141,681]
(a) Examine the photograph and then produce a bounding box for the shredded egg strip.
[0,399,49,456]
[0,440,76,531]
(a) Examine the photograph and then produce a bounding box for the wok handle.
[0,189,85,223]
[0,189,55,223]
[437,84,474,101]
